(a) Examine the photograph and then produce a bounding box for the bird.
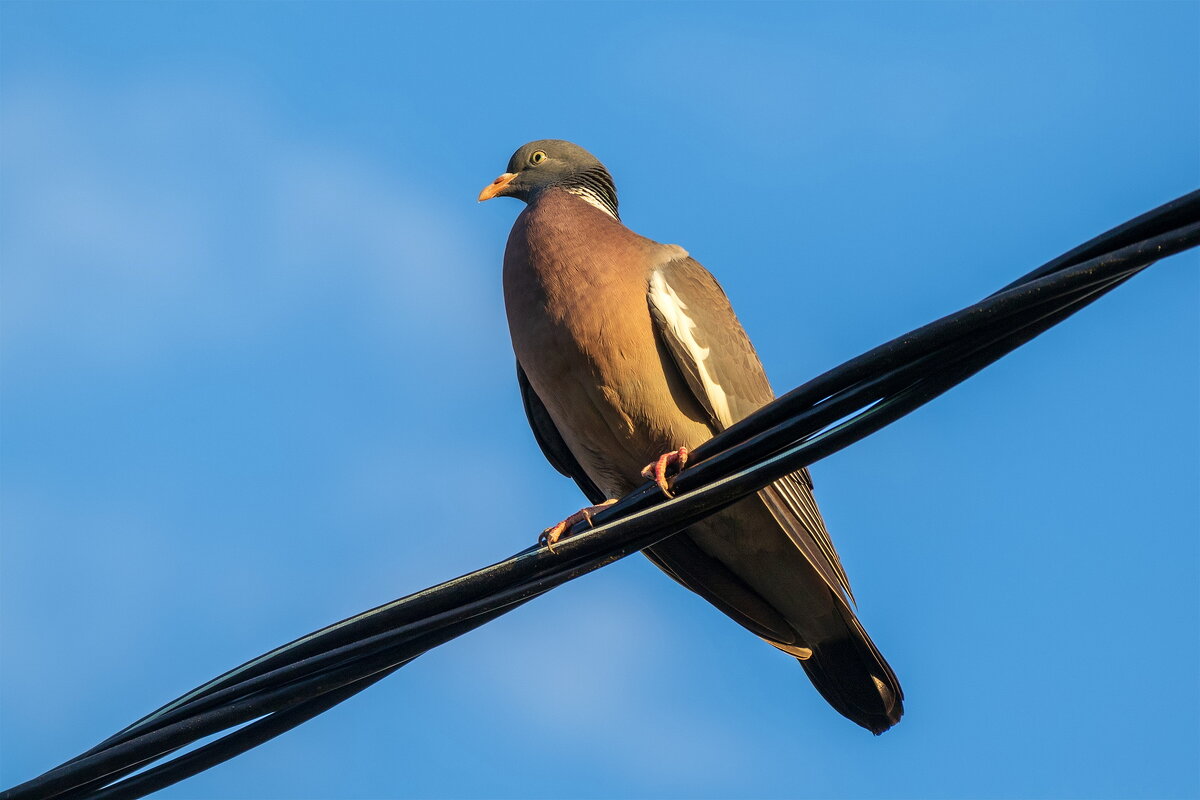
[479,139,903,734]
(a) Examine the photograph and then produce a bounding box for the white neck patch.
[565,186,618,220]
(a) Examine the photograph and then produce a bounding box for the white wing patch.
[649,269,733,428]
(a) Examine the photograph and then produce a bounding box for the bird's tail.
[799,602,904,735]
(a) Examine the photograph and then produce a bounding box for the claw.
[640,446,689,497]
[539,499,618,553]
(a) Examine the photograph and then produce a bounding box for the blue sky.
[1,2,1197,798]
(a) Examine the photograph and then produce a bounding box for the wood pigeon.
[479,139,903,734]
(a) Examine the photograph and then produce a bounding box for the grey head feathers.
[485,139,619,219]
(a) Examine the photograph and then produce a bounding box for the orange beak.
[478,172,517,202]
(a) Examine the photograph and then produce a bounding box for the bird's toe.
[641,447,689,497]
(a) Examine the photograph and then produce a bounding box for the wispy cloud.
[0,74,491,368]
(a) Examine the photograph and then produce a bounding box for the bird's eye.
[529,151,546,165]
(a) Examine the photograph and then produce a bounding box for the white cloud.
[0,74,491,367]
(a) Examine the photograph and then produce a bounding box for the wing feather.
[647,258,856,604]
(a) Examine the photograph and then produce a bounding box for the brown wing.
[647,257,855,604]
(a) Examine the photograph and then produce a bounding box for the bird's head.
[478,139,619,219]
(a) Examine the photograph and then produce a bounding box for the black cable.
[21,205,1200,800]
[75,212,1200,758]
[69,671,399,800]
[4,190,1196,800]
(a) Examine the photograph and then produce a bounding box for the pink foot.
[640,446,689,497]
[539,499,619,553]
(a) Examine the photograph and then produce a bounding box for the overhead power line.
[4,189,1198,800]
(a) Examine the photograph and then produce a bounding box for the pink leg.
[640,446,690,497]
[539,499,619,553]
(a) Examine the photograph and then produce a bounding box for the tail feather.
[800,603,904,734]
